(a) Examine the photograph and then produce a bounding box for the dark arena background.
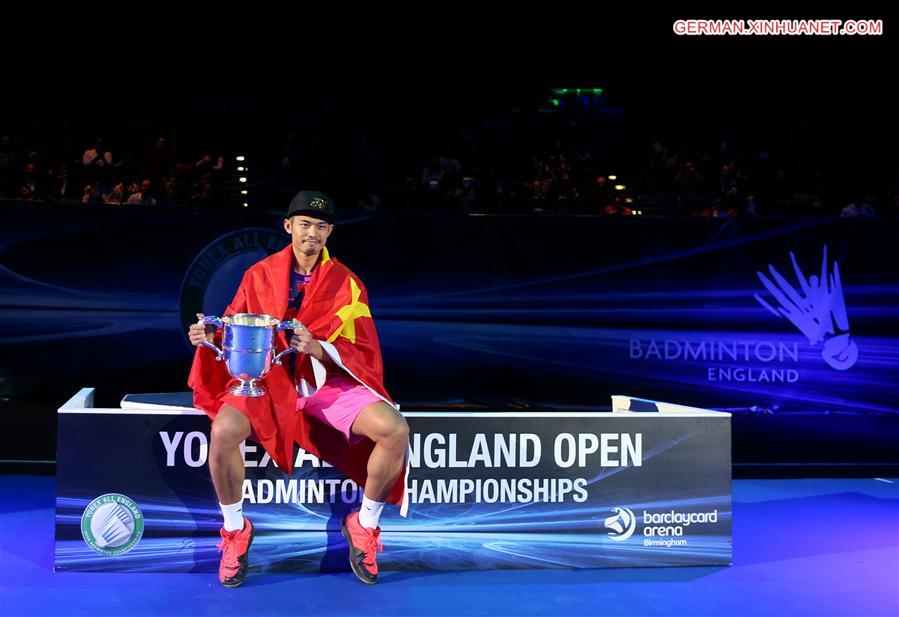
[1,14,897,617]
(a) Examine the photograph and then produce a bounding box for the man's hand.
[188,313,216,346]
[290,326,324,360]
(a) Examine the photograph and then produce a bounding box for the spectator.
[82,138,112,168]
[19,184,36,200]
[190,173,213,202]
[49,164,73,201]
[19,162,45,200]
[127,179,157,205]
[160,174,179,203]
[421,157,444,189]
[745,194,758,216]
[720,163,739,209]
[81,183,103,204]
[700,198,737,218]
[139,136,172,181]
[195,153,223,173]
[104,181,125,205]
[840,199,876,218]
[675,161,703,198]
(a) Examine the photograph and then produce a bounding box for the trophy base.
[228,379,266,397]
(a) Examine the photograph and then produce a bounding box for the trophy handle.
[199,315,224,361]
[277,319,304,332]
[273,319,304,365]
[202,315,224,329]
[273,348,296,366]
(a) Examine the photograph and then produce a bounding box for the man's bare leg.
[350,402,410,503]
[209,404,255,587]
[342,401,409,583]
[209,404,252,506]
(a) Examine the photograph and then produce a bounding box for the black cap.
[287,190,335,223]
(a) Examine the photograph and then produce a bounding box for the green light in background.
[549,88,603,98]
[550,87,603,97]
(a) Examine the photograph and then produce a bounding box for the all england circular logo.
[81,493,145,556]
[179,228,287,340]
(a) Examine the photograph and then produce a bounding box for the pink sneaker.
[216,516,254,587]
[341,511,383,584]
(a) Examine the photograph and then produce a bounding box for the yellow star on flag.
[328,277,371,344]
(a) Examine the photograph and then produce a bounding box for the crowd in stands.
[1,131,227,206]
[3,104,896,219]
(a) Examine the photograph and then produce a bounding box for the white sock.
[220,500,244,532]
[358,495,385,529]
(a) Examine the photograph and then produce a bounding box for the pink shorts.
[297,373,383,445]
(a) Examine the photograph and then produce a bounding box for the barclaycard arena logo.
[81,493,144,556]
[604,506,720,547]
[628,245,857,383]
[754,245,858,371]
[179,228,286,340]
[604,507,636,541]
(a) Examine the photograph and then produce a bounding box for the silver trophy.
[199,313,303,397]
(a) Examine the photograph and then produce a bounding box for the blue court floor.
[1,475,897,617]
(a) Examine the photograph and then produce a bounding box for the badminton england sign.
[628,245,858,385]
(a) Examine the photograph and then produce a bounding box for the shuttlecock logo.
[81,493,144,556]
[754,245,858,370]
[604,507,637,541]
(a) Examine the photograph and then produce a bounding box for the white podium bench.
[55,388,732,572]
